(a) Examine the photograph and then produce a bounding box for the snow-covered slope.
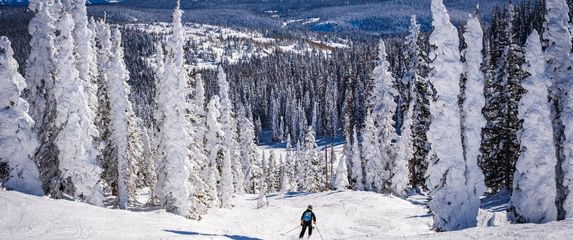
[1,189,432,239]
[399,219,573,240]
[2,189,572,239]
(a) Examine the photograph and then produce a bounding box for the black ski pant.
[299,221,313,238]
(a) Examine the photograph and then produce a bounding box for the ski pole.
[315,224,325,240]
[280,225,300,236]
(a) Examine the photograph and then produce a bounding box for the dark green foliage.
[480,6,527,193]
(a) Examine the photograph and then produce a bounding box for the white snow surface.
[0,190,430,239]
[3,189,573,239]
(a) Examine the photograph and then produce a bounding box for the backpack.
[303,211,312,222]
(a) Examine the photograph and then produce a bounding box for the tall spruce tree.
[460,9,487,217]
[508,31,558,224]
[0,36,43,196]
[153,2,197,218]
[401,16,431,191]
[543,0,573,219]
[425,0,479,231]
[480,4,526,192]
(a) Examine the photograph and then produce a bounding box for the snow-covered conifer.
[0,36,43,196]
[369,40,398,191]
[302,126,325,192]
[392,129,411,196]
[26,0,56,129]
[543,0,573,219]
[190,74,207,172]
[401,15,431,190]
[425,0,478,231]
[106,29,138,209]
[266,150,278,192]
[63,0,98,116]
[280,134,294,192]
[362,113,385,192]
[205,96,223,207]
[219,136,234,208]
[217,66,244,194]
[349,129,364,191]
[153,2,195,217]
[26,0,57,194]
[238,110,262,194]
[333,149,349,191]
[48,3,104,205]
[460,9,486,215]
[508,31,558,224]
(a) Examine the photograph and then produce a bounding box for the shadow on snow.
[164,230,263,240]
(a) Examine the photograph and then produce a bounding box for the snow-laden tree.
[280,134,294,192]
[94,21,153,206]
[63,1,101,193]
[186,73,210,217]
[401,15,431,191]
[238,109,262,194]
[368,39,398,191]
[391,17,422,197]
[26,0,56,130]
[205,96,223,207]
[137,123,156,197]
[301,126,326,192]
[153,2,196,218]
[217,66,244,194]
[93,18,113,187]
[270,90,281,141]
[349,128,364,191]
[190,74,207,173]
[508,31,558,224]
[25,0,57,194]
[219,131,234,208]
[62,0,98,117]
[543,0,573,219]
[106,29,138,209]
[259,151,269,193]
[362,113,386,192]
[333,145,349,191]
[50,3,104,205]
[0,36,43,196]
[392,125,411,196]
[266,150,278,192]
[425,0,478,231]
[460,9,486,216]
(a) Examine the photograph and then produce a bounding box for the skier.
[299,205,316,239]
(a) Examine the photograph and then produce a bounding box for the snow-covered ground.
[399,219,573,240]
[2,189,572,240]
[1,189,431,239]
